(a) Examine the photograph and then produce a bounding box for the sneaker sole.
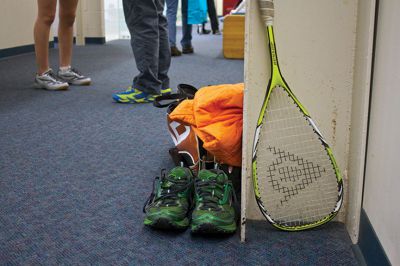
[113,98,153,104]
[69,80,91,86]
[144,217,189,230]
[191,222,237,234]
[112,95,130,103]
[112,89,168,103]
[112,95,153,104]
[34,83,69,91]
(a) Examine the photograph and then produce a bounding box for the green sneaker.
[143,167,194,230]
[191,169,238,234]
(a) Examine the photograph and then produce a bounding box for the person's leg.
[34,0,69,90]
[207,0,219,33]
[200,22,211,34]
[58,0,78,68]
[34,0,57,74]
[56,0,91,85]
[166,0,181,56]
[165,0,178,47]
[122,0,161,95]
[180,0,193,52]
[155,0,171,91]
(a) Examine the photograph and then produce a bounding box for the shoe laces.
[41,70,64,84]
[195,172,232,211]
[143,169,193,212]
[68,67,84,77]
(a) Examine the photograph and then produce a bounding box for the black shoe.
[197,25,211,35]
[171,46,182,56]
[213,30,222,35]
[182,46,194,54]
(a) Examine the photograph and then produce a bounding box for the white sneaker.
[57,67,91,86]
[34,69,69,91]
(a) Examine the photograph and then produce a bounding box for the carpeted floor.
[0,32,358,265]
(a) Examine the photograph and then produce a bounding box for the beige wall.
[0,0,105,50]
[0,0,41,49]
[53,0,105,45]
[82,0,105,38]
[75,0,105,45]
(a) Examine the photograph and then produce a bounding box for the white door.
[362,1,400,264]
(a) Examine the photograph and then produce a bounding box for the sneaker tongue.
[161,167,188,188]
[169,167,188,180]
[42,69,53,75]
[197,170,227,184]
[197,170,227,209]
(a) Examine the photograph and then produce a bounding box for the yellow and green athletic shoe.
[143,167,194,230]
[112,87,172,103]
[191,169,238,234]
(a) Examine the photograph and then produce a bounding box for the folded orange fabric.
[169,83,244,166]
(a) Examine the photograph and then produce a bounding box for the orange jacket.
[169,83,244,167]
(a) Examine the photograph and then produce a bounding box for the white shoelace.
[40,70,64,84]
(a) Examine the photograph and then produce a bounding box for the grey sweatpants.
[123,0,171,94]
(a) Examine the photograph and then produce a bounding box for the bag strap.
[153,84,198,108]
[153,93,186,108]
[177,84,198,98]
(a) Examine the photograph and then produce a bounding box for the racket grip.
[258,0,274,26]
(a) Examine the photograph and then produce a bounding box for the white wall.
[241,0,358,240]
[362,1,400,264]
[346,0,376,243]
[0,0,41,49]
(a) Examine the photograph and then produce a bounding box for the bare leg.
[58,0,79,68]
[34,0,57,74]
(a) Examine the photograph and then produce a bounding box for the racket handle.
[258,0,274,26]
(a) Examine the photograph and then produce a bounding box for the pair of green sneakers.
[143,166,238,234]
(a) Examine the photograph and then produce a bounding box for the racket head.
[253,0,343,231]
[252,82,343,231]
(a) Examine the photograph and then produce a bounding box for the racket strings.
[255,86,339,226]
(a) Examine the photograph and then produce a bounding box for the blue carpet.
[0,33,358,265]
